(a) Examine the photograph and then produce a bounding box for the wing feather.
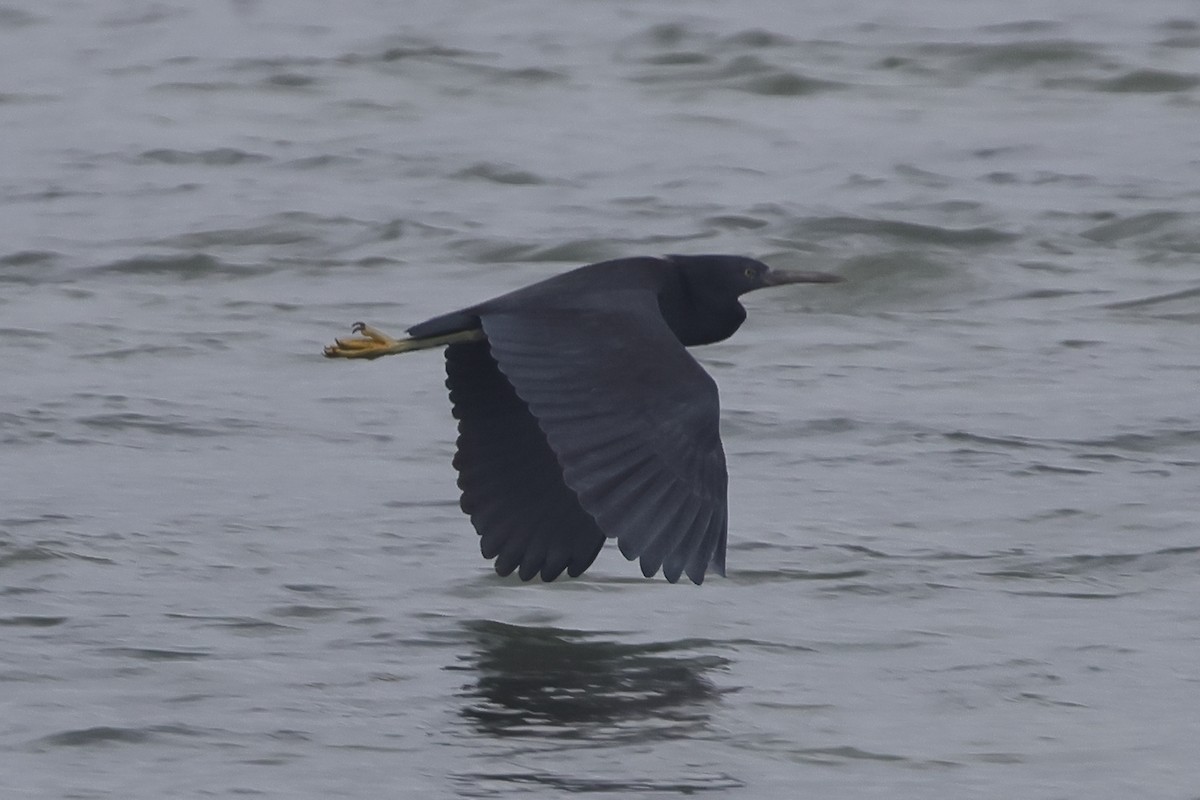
[446,341,605,581]
[479,293,728,583]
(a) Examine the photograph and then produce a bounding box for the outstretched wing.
[447,340,606,581]
[480,291,728,584]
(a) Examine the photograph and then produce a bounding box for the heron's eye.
[744,267,756,278]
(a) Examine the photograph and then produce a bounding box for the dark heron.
[324,254,841,584]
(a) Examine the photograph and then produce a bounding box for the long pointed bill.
[764,269,844,286]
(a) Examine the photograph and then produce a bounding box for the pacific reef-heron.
[324,254,841,584]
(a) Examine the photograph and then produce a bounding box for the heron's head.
[667,254,842,299]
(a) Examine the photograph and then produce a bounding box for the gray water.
[3,1,1200,797]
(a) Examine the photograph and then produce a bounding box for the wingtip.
[684,561,713,585]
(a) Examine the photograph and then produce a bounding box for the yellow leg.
[323,322,483,359]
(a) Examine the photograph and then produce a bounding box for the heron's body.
[325,254,840,584]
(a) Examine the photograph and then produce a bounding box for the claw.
[324,321,403,359]
[323,321,480,359]
[349,323,399,346]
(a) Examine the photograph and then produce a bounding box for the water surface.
[3,1,1200,798]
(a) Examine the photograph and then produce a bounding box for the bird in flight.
[324,254,841,584]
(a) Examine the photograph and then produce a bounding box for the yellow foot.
[323,322,485,359]
[323,322,401,359]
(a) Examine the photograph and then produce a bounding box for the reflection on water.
[449,620,730,742]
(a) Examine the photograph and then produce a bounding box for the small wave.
[984,545,1200,581]
[806,250,970,311]
[954,40,1105,72]
[622,24,840,96]
[32,724,204,749]
[79,345,198,360]
[946,426,1200,464]
[1082,211,1183,242]
[150,80,240,93]
[945,431,1050,450]
[451,231,720,264]
[721,29,797,48]
[1005,589,1136,600]
[100,647,212,661]
[452,162,554,186]
[229,55,328,72]
[0,545,67,568]
[734,68,840,97]
[894,38,1109,77]
[283,154,360,170]
[628,22,797,55]
[636,52,840,97]
[101,5,181,28]
[76,412,230,438]
[0,7,41,28]
[788,216,1017,247]
[269,604,359,619]
[1,250,64,284]
[454,770,744,794]
[1091,69,1200,93]
[0,615,67,627]
[153,225,320,249]
[1069,428,1200,453]
[92,253,261,279]
[731,567,870,583]
[792,745,909,764]
[978,20,1064,36]
[261,72,318,89]
[709,55,840,96]
[345,38,568,86]
[641,51,712,67]
[1010,463,1101,476]
[0,90,58,104]
[37,726,153,747]
[1156,26,1200,48]
[475,66,567,84]
[367,43,477,64]
[1081,211,1200,255]
[136,147,270,166]
[165,613,297,633]
[1,250,59,267]
[450,238,626,264]
[703,214,771,231]
[1103,286,1200,310]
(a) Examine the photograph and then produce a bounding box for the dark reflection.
[449,620,730,742]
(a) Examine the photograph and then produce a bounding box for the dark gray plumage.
[325,254,841,584]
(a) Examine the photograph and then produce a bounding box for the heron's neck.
[658,281,747,347]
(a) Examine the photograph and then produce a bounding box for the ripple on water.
[99,647,212,661]
[620,22,841,97]
[31,724,207,750]
[1,249,61,275]
[635,52,841,97]
[0,615,68,627]
[984,545,1200,581]
[452,162,558,186]
[877,38,1112,83]
[135,148,270,166]
[448,237,632,265]
[1083,68,1200,93]
[786,216,1018,248]
[76,412,236,438]
[91,253,263,280]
